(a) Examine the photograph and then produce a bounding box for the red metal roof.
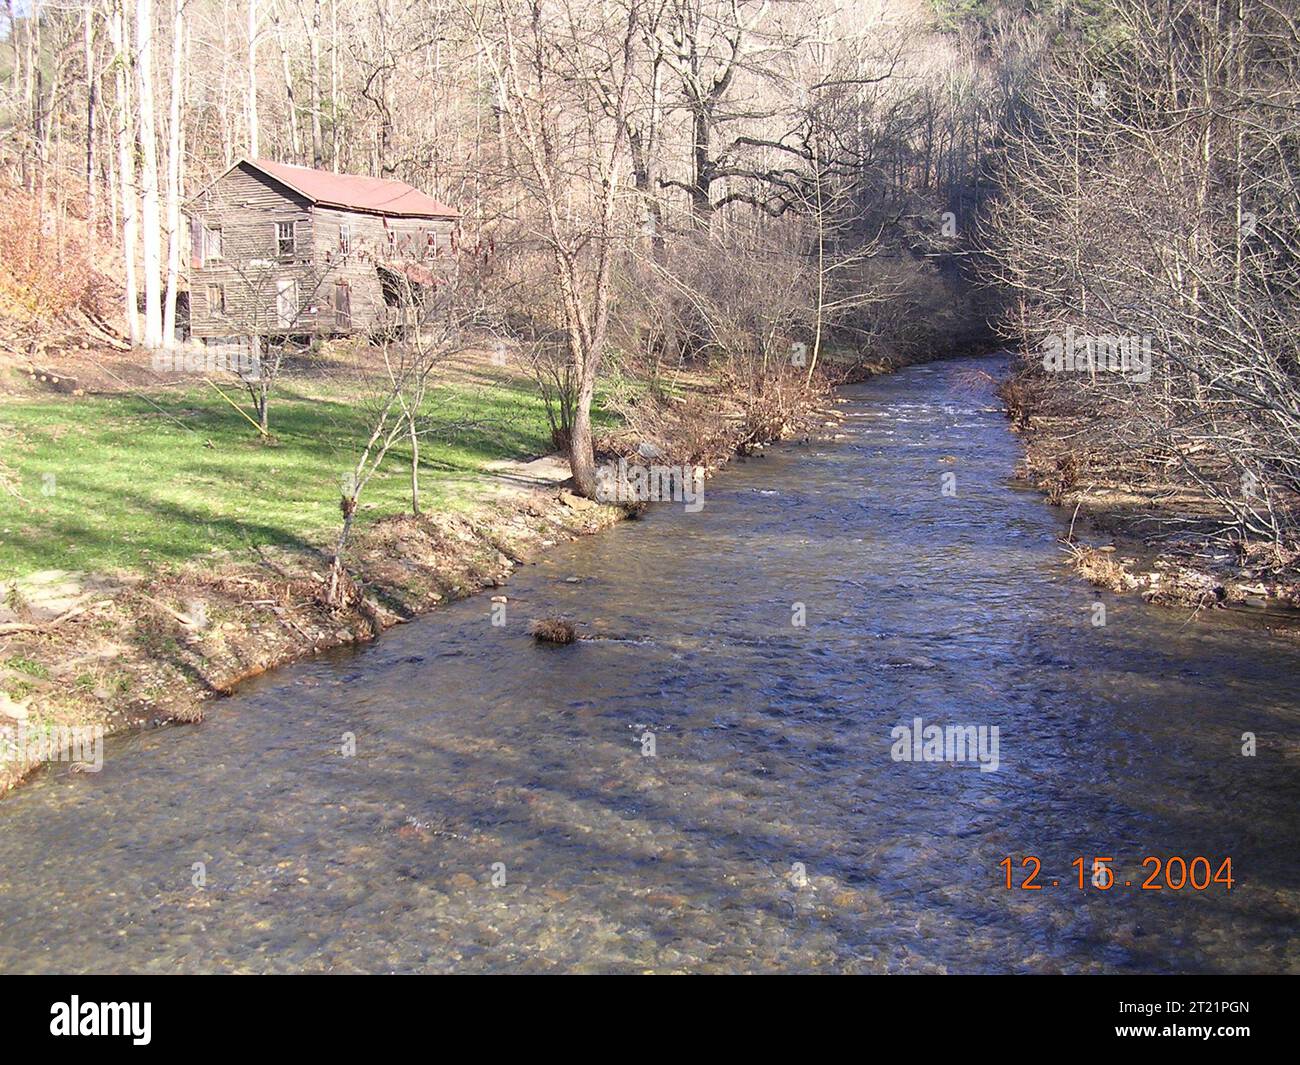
[247,159,459,219]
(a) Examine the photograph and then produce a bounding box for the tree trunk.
[408,414,420,515]
[109,1,140,345]
[6,0,18,97]
[567,378,597,499]
[308,0,322,167]
[162,0,185,348]
[106,100,119,241]
[629,130,664,264]
[247,0,259,156]
[689,108,712,221]
[326,508,354,605]
[272,3,301,160]
[807,144,825,387]
[23,4,40,193]
[329,0,338,168]
[135,0,163,348]
[84,2,98,226]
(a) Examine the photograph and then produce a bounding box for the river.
[1,356,1297,973]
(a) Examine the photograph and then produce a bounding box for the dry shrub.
[600,377,734,467]
[618,225,833,452]
[531,617,577,644]
[1237,539,1300,576]
[726,360,830,448]
[0,188,107,356]
[1043,452,1080,505]
[665,393,735,464]
[997,377,1033,430]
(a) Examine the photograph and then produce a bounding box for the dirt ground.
[0,338,526,399]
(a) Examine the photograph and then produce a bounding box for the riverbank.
[0,491,633,792]
[1000,370,1300,623]
[1,343,871,793]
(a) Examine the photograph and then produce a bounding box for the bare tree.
[108,0,140,345]
[326,262,472,601]
[83,0,99,225]
[162,0,186,347]
[214,259,334,435]
[135,0,163,347]
[469,0,642,497]
[247,0,261,155]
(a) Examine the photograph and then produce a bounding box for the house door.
[335,281,352,329]
[276,278,299,328]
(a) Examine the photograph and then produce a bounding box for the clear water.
[1,357,1297,973]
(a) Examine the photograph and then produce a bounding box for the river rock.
[560,491,596,511]
[0,693,30,721]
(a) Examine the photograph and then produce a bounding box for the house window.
[203,225,222,264]
[276,278,298,327]
[386,228,397,256]
[425,229,437,254]
[275,220,296,259]
[207,284,225,316]
[338,223,351,255]
[335,281,352,328]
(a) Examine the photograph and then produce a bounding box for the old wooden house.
[186,158,460,342]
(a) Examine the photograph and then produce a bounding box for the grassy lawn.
[0,364,587,578]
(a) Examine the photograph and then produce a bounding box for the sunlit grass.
[0,369,603,578]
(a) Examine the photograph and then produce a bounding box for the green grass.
[4,656,50,678]
[0,367,603,578]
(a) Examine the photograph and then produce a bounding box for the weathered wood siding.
[188,164,316,339]
[311,207,457,334]
[187,161,457,340]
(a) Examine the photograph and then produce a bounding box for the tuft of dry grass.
[531,617,577,644]
[997,377,1033,431]
[1044,452,1080,506]
[1065,544,1137,592]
